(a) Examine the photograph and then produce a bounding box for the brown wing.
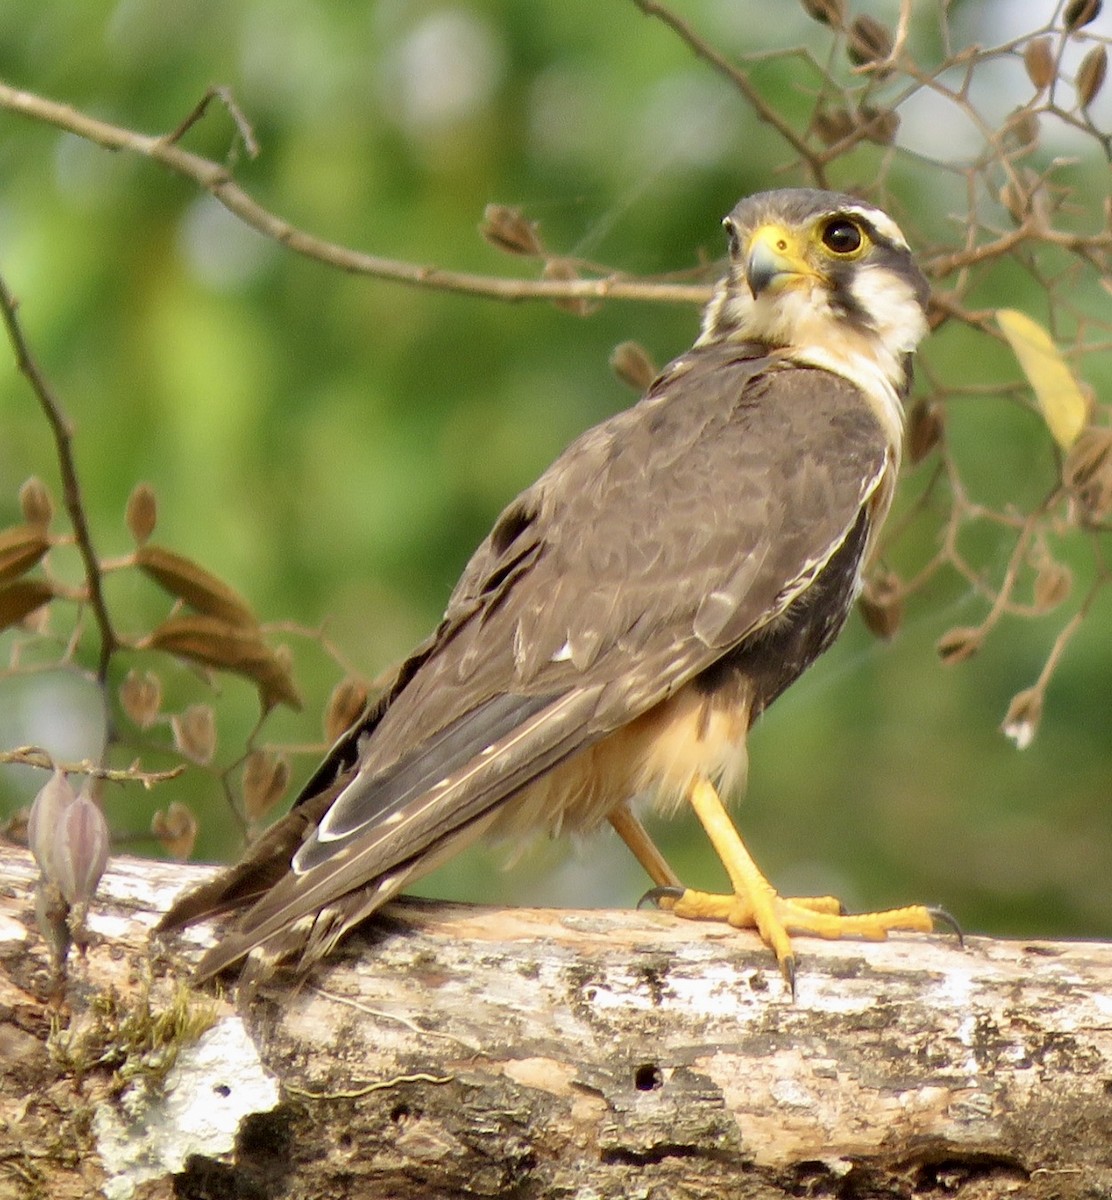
[167,341,890,979]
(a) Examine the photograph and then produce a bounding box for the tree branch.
[1,844,1110,1198]
[0,80,713,310]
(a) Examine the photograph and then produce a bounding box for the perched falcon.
[160,187,934,990]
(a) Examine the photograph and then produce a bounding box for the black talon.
[638,885,685,910]
[927,905,965,947]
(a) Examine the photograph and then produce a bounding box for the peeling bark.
[1,843,1111,1199]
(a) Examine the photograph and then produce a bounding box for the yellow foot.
[643,884,936,993]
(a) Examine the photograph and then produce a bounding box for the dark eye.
[723,218,741,257]
[821,218,863,255]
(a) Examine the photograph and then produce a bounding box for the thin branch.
[0,80,712,310]
[0,272,117,680]
[0,745,185,787]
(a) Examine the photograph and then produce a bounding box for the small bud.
[1064,426,1112,525]
[120,669,163,729]
[937,625,983,665]
[170,704,217,765]
[1002,686,1043,750]
[19,476,54,531]
[906,399,945,464]
[1076,45,1108,110]
[1033,560,1072,611]
[858,569,904,640]
[609,341,658,393]
[51,788,110,907]
[847,15,894,69]
[1064,0,1102,33]
[242,750,291,822]
[542,259,592,317]
[799,0,844,26]
[856,105,900,146]
[1023,38,1056,91]
[479,204,545,257]
[324,677,369,743]
[125,482,158,544]
[151,802,199,860]
[27,768,77,876]
[813,107,854,147]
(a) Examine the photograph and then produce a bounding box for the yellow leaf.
[997,309,1088,449]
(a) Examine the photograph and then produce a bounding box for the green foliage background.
[1,1,1110,944]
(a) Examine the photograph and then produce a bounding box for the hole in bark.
[213,1083,231,1097]
[634,1063,663,1091]
[390,1103,411,1123]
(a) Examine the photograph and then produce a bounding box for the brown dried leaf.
[19,477,54,531]
[609,341,658,394]
[906,399,945,465]
[542,259,592,317]
[937,625,983,665]
[1064,0,1102,32]
[0,524,50,586]
[136,544,259,629]
[126,482,158,544]
[856,105,900,146]
[151,801,198,860]
[1001,686,1043,750]
[0,580,54,631]
[120,669,163,729]
[325,676,369,743]
[858,569,903,640]
[1023,37,1056,91]
[1033,560,1072,612]
[145,613,302,711]
[1076,45,1108,109]
[170,704,217,765]
[799,0,844,27]
[479,204,545,257]
[242,749,291,822]
[1002,108,1040,152]
[1064,426,1112,525]
[813,107,854,147]
[847,15,893,69]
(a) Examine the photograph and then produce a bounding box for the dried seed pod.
[136,544,259,629]
[0,580,54,632]
[151,802,198,860]
[542,259,592,317]
[126,482,158,544]
[0,523,50,586]
[51,788,110,907]
[813,107,855,146]
[1076,45,1108,109]
[856,106,900,146]
[799,0,844,26]
[847,15,894,68]
[1064,426,1112,525]
[1002,108,1040,152]
[1023,37,1056,91]
[242,749,291,822]
[27,768,77,876]
[609,341,658,393]
[999,179,1027,225]
[145,613,302,711]
[120,669,163,729]
[906,399,945,464]
[1001,686,1043,750]
[936,625,983,665]
[858,569,903,640]
[1064,0,1102,33]
[324,676,369,743]
[1033,560,1072,611]
[170,704,217,765]
[479,204,545,257]
[19,476,54,531]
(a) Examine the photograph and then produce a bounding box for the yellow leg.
[609,802,682,889]
[668,777,935,988]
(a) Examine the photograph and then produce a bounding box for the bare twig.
[0,272,117,680]
[0,745,185,787]
[0,80,712,310]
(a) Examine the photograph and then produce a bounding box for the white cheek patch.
[850,264,928,353]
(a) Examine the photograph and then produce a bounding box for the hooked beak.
[744,224,818,298]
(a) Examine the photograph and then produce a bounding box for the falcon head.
[698,188,930,409]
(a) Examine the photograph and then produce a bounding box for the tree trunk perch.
[1,844,1110,1199]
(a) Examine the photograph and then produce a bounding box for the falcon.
[159,187,935,991]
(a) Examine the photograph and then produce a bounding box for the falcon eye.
[820,218,864,256]
[723,218,741,257]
